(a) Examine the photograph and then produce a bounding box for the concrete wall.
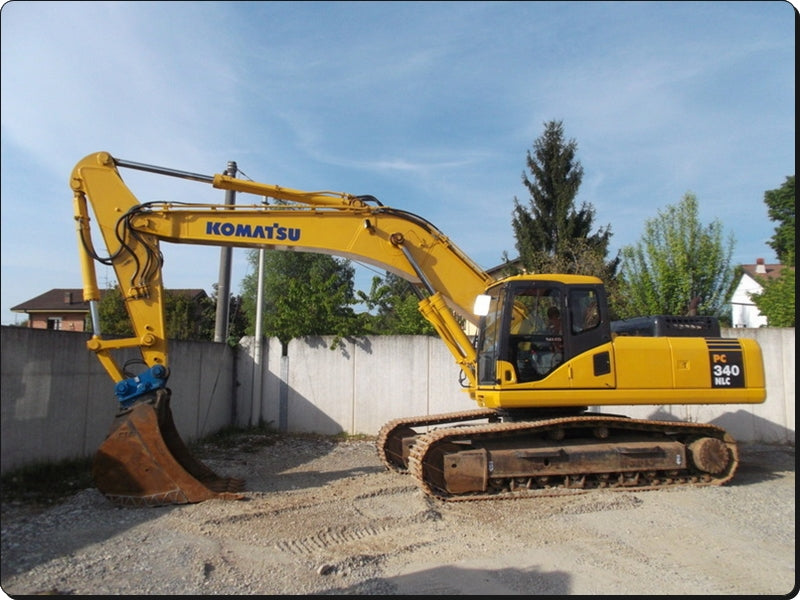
[236,335,473,436]
[1,327,235,473]
[236,328,795,444]
[2,325,794,474]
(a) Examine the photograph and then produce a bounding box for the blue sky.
[1,1,795,326]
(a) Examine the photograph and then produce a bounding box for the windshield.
[476,283,564,385]
[476,287,504,385]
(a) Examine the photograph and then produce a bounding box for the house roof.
[486,257,523,277]
[11,288,207,314]
[740,258,789,282]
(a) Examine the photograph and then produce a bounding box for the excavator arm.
[72,152,494,395]
[72,151,501,505]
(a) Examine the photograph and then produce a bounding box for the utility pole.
[251,195,268,426]
[214,160,237,343]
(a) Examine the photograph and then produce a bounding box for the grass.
[1,456,94,507]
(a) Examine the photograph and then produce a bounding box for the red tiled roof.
[741,259,790,282]
[11,288,207,313]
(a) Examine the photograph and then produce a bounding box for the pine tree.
[511,120,617,279]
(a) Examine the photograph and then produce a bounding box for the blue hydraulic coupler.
[115,364,169,408]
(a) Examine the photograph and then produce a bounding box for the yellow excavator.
[71,151,766,506]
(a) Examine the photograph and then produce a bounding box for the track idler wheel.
[688,437,731,475]
[92,388,245,506]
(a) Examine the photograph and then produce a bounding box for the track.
[376,408,499,472]
[378,411,739,502]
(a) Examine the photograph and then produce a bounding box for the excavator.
[71,151,766,506]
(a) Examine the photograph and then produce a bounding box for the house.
[11,289,100,331]
[11,288,207,331]
[729,258,787,328]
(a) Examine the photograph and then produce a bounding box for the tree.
[510,120,617,279]
[164,291,217,341]
[357,272,436,335]
[239,249,367,349]
[92,285,132,337]
[198,284,248,344]
[750,268,795,327]
[750,175,795,326]
[92,286,219,340]
[763,175,795,267]
[617,193,736,318]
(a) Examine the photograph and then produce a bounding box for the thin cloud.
[1,1,794,325]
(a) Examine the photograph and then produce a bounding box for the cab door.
[564,285,615,387]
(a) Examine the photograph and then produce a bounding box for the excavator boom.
[72,152,492,384]
[71,151,493,505]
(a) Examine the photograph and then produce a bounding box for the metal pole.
[251,196,267,426]
[214,161,237,343]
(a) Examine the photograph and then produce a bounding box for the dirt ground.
[0,434,795,596]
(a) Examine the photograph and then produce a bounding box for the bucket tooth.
[92,389,245,507]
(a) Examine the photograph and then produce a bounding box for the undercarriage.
[377,409,739,501]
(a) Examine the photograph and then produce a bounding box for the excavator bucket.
[92,388,245,507]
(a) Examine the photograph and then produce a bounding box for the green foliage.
[763,175,795,267]
[240,250,368,348]
[93,285,132,336]
[617,193,736,318]
[91,286,232,341]
[750,267,796,327]
[753,174,796,327]
[164,291,215,340]
[511,120,618,280]
[203,284,249,344]
[357,272,436,335]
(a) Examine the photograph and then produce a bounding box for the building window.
[46,317,62,330]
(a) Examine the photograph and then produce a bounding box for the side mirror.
[473,294,491,316]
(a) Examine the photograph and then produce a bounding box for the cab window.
[569,288,600,334]
[506,286,563,382]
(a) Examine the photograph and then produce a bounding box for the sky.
[1,1,795,326]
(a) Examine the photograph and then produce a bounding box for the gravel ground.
[0,435,795,596]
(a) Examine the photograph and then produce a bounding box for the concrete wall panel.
[2,326,793,474]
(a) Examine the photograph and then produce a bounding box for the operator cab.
[474,276,611,385]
